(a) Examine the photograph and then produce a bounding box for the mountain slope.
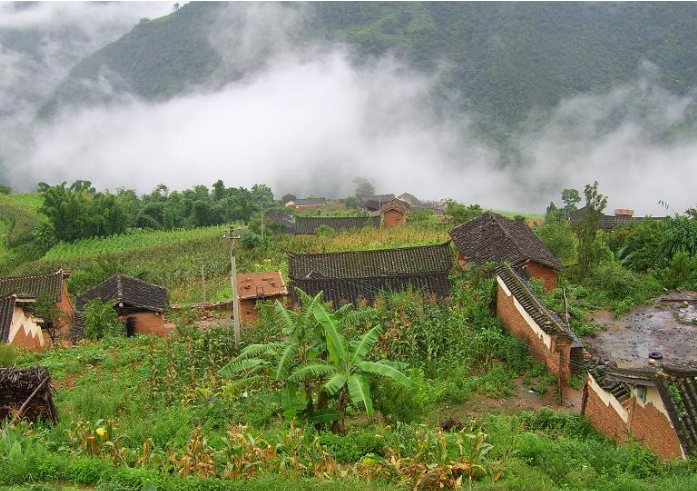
[41,2,697,138]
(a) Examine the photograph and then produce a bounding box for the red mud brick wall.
[496,280,570,383]
[583,381,630,444]
[383,210,406,228]
[526,262,559,292]
[132,312,167,337]
[628,397,685,460]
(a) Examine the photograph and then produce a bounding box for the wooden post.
[558,350,564,406]
[224,226,242,350]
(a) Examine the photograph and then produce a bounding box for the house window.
[637,386,647,403]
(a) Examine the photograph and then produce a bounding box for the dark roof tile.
[293,216,381,235]
[78,274,168,312]
[0,270,65,303]
[450,212,564,270]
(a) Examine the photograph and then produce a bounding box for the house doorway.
[126,316,137,337]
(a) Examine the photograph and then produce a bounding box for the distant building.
[0,295,45,351]
[78,274,169,337]
[286,198,328,210]
[293,216,381,235]
[397,192,422,207]
[281,193,296,205]
[449,212,564,291]
[288,242,453,307]
[381,198,410,228]
[569,206,667,231]
[0,269,73,335]
[359,194,396,212]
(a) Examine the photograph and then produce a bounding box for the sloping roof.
[290,272,451,308]
[78,274,168,312]
[449,212,564,270]
[237,271,288,300]
[266,210,295,233]
[294,198,327,206]
[381,198,410,214]
[293,216,381,235]
[0,270,65,303]
[289,242,453,279]
[398,193,422,206]
[0,295,17,342]
[657,367,697,456]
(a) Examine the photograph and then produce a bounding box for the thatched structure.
[0,366,57,423]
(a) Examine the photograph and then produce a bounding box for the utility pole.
[260,208,265,239]
[223,226,242,350]
[200,261,206,303]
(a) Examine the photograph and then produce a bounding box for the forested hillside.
[41,2,697,140]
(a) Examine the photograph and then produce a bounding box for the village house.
[285,198,328,210]
[265,210,295,234]
[569,206,667,231]
[77,274,169,337]
[0,294,45,351]
[176,271,288,326]
[281,193,297,205]
[380,198,409,228]
[581,299,697,460]
[449,212,564,291]
[358,194,396,212]
[293,216,381,235]
[288,242,453,307]
[495,265,584,387]
[0,269,73,334]
[397,192,421,207]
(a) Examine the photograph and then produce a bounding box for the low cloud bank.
[2,3,696,216]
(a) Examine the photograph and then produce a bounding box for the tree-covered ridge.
[41,2,697,139]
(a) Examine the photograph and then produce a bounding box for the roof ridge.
[0,270,62,282]
[289,241,452,259]
[489,212,528,261]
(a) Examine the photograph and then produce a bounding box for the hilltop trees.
[37,180,277,242]
[573,182,607,277]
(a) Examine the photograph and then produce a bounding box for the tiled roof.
[0,270,65,303]
[78,274,168,312]
[266,210,295,233]
[398,193,422,206]
[381,199,410,214]
[290,272,451,308]
[237,271,288,300]
[289,242,453,279]
[294,198,327,206]
[0,295,17,342]
[569,206,667,231]
[450,212,564,270]
[657,366,697,456]
[293,216,381,235]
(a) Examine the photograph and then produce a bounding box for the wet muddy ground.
[585,291,697,369]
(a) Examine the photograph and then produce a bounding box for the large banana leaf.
[347,373,373,415]
[275,343,299,381]
[236,342,286,360]
[288,363,338,383]
[350,325,383,363]
[313,304,347,365]
[274,300,298,336]
[219,358,269,376]
[356,361,414,388]
[322,373,348,396]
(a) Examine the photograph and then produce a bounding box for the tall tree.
[573,181,607,277]
[353,177,375,198]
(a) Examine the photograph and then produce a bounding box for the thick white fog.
[1,2,695,216]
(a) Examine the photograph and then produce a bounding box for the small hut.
[0,366,57,423]
[381,199,410,228]
[78,274,169,337]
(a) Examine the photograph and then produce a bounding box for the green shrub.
[314,224,336,237]
[83,299,123,340]
[0,344,17,367]
[320,430,385,462]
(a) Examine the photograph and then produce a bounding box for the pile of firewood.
[0,366,57,424]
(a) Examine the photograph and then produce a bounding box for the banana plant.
[287,302,413,434]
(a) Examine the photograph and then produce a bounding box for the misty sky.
[0,2,695,215]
